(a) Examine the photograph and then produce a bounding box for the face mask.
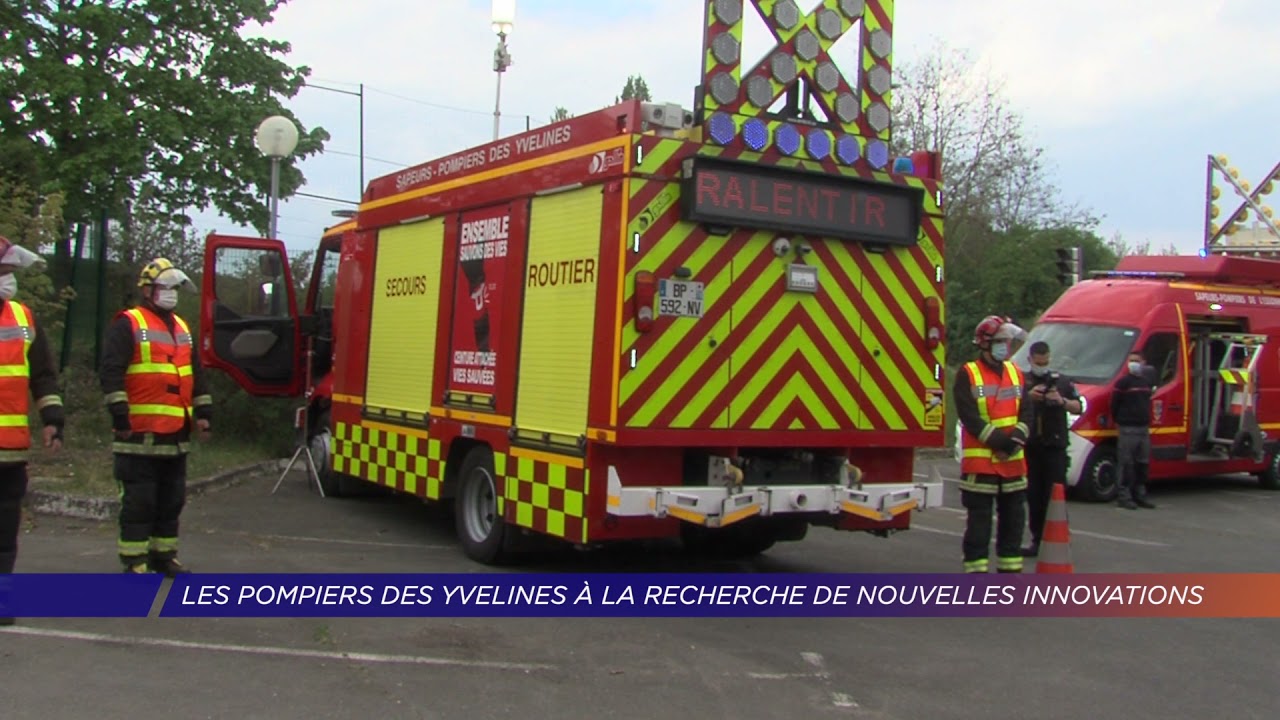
[0,274,15,301]
[153,287,179,310]
[1128,361,1142,374]
[991,342,1010,362]
[1030,365,1050,376]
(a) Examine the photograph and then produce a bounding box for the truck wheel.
[308,411,364,497]
[1077,445,1119,502]
[454,446,511,564]
[1256,450,1280,490]
[307,411,342,497]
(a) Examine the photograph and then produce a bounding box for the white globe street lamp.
[491,0,516,141]
[255,115,300,240]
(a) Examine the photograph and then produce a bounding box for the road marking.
[1068,529,1170,547]
[801,651,825,669]
[747,672,827,680]
[831,692,859,708]
[910,524,963,538]
[0,626,556,672]
[1219,490,1275,500]
[229,532,452,551]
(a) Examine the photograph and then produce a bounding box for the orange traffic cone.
[1035,483,1074,574]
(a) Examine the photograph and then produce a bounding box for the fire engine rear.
[200,0,948,564]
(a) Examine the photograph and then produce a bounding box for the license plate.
[657,279,704,318]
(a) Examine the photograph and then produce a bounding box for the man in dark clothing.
[1021,341,1082,556]
[100,258,213,575]
[1112,350,1157,509]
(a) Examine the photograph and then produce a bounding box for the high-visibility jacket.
[959,360,1027,478]
[120,306,194,434]
[0,301,34,453]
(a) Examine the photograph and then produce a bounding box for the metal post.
[92,210,109,372]
[59,223,86,372]
[269,156,281,239]
[493,60,504,141]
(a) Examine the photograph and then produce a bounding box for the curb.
[24,460,279,522]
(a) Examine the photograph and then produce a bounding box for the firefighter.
[1112,350,1156,510]
[1021,340,1082,556]
[0,238,64,624]
[100,258,212,575]
[952,315,1036,573]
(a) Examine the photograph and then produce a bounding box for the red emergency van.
[1009,253,1280,500]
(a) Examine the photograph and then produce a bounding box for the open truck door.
[200,234,303,397]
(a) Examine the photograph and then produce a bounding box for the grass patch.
[26,408,278,498]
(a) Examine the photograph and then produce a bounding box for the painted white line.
[801,651,825,669]
[910,524,963,538]
[747,672,827,680]
[234,532,451,551]
[831,692,859,708]
[1068,529,1170,548]
[0,626,556,672]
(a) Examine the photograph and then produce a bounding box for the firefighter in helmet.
[99,258,212,575]
[951,315,1036,573]
[0,237,63,624]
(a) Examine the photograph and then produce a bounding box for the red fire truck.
[200,0,948,563]
[1011,251,1280,501]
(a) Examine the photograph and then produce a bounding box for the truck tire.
[1255,450,1280,490]
[454,446,512,564]
[1077,445,1119,502]
[309,411,363,497]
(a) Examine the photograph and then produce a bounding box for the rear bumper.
[605,464,944,529]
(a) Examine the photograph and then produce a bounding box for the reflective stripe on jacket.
[121,307,194,435]
[959,360,1027,478]
[0,301,33,456]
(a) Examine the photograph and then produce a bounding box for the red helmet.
[973,315,1008,346]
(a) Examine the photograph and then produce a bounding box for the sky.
[195,0,1280,258]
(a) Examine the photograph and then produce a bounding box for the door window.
[1143,332,1180,387]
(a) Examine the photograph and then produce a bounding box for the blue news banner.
[0,573,1242,619]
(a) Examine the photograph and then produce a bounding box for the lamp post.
[254,115,300,239]
[491,0,515,141]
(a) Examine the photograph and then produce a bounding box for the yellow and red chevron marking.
[1219,368,1249,385]
[620,142,945,433]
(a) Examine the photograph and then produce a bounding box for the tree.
[889,42,1096,273]
[0,177,74,344]
[616,75,652,103]
[1105,232,1181,258]
[550,106,572,123]
[0,0,329,280]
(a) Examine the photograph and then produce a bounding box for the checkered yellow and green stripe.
[332,421,445,499]
[496,451,590,544]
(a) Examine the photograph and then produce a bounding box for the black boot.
[147,552,190,578]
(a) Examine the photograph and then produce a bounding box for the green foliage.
[550,106,572,123]
[617,75,652,103]
[0,178,74,338]
[944,225,1117,365]
[0,0,329,237]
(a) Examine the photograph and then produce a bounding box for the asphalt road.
[2,455,1277,720]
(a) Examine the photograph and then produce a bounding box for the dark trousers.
[961,487,1026,572]
[0,463,28,574]
[1025,446,1067,546]
[115,453,187,567]
[1117,425,1151,502]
